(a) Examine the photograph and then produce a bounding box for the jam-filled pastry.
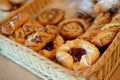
[39,35,64,59]
[56,39,100,70]
[9,27,25,44]
[37,8,65,26]
[92,0,120,15]
[8,0,26,4]
[1,13,30,35]
[0,0,12,11]
[58,18,90,39]
[22,20,43,36]
[91,27,119,47]
[25,25,58,52]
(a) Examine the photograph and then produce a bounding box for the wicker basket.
[0,0,120,80]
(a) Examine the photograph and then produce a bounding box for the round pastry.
[39,35,64,59]
[56,39,100,70]
[58,18,90,39]
[111,13,120,22]
[91,27,119,47]
[37,8,65,26]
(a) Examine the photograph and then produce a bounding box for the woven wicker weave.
[0,0,120,80]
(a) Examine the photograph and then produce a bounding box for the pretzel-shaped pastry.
[58,18,90,39]
[1,13,29,35]
[37,8,65,26]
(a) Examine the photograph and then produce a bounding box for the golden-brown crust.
[58,18,90,39]
[22,20,43,36]
[91,27,119,47]
[1,13,30,35]
[56,39,100,70]
[39,35,64,59]
[37,8,65,26]
[8,0,26,4]
[25,25,58,52]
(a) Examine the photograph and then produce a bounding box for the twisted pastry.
[25,25,58,52]
[1,13,29,35]
[39,35,64,59]
[91,27,119,47]
[56,39,100,70]
[58,18,90,39]
[37,8,65,26]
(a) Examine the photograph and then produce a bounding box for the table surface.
[0,55,119,80]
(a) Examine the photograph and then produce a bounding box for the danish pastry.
[1,13,30,35]
[91,27,119,47]
[39,35,64,59]
[25,25,58,52]
[37,8,65,26]
[56,39,100,70]
[58,18,90,39]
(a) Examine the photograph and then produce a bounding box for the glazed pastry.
[0,0,12,11]
[92,0,120,15]
[9,28,25,44]
[91,27,119,47]
[39,35,64,59]
[22,20,43,36]
[25,25,58,52]
[58,18,90,39]
[1,13,30,35]
[37,8,65,26]
[8,0,26,4]
[56,39,100,70]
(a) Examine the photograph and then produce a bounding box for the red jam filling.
[68,48,86,62]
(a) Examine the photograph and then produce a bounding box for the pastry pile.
[0,8,120,71]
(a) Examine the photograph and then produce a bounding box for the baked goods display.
[0,6,120,72]
[0,0,27,21]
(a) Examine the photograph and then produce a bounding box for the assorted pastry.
[0,0,27,21]
[0,7,120,71]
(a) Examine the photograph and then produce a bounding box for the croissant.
[0,0,12,11]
